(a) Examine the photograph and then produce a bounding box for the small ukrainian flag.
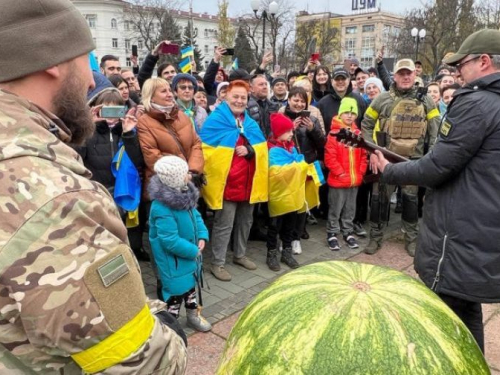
[181,46,194,59]
[232,58,239,70]
[179,57,192,73]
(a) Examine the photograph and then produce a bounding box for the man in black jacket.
[373,29,500,353]
[317,68,366,134]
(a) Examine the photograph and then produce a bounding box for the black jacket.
[138,53,159,89]
[376,61,393,91]
[77,121,144,189]
[247,95,280,137]
[284,107,325,163]
[316,84,367,134]
[382,73,500,303]
[203,60,220,97]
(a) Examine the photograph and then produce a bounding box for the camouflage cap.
[394,59,415,74]
[444,29,500,65]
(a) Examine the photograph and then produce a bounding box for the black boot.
[281,247,300,269]
[266,248,281,271]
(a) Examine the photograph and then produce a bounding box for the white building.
[72,0,242,70]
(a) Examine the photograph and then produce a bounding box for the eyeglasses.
[455,55,481,71]
[178,84,194,91]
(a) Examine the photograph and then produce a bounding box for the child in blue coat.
[148,155,211,332]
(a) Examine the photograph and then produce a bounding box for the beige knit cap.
[154,156,189,190]
[0,0,95,82]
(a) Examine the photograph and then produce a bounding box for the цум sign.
[352,0,376,10]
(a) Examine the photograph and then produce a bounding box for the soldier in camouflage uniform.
[0,0,187,373]
[361,59,440,257]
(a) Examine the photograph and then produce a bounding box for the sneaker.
[405,241,416,257]
[301,228,310,240]
[344,235,359,249]
[327,235,341,251]
[353,223,367,237]
[233,256,257,270]
[210,265,232,281]
[292,240,302,255]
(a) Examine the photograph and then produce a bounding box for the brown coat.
[137,107,204,196]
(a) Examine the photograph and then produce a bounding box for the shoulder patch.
[98,254,130,287]
[440,121,452,137]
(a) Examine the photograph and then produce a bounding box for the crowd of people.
[81,38,469,332]
[2,0,499,371]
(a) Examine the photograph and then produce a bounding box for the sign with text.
[352,0,377,10]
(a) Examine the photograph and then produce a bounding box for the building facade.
[72,0,242,71]
[296,9,404,68]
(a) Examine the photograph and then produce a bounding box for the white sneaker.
[292,240,302,254]
[391,192,397,204]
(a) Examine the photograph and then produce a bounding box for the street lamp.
[411,27,426,62]
[250,0,279,58]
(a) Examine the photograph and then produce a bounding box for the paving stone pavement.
[139,212,500,374]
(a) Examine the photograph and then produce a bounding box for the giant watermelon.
[216,261,489,374]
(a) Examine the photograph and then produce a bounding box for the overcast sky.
[183,0,419,17]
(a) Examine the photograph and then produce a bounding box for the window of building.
[86,15,97,29]
[138,40,143,49]
[204,45,209,54]
[126,58,131,67]
[124,21,130,30]
[125,39,131,50]
[112,38,118,48]
[361,57,373,66]
[111,18,117,29]
[393,26,401,37]
[345,38,356,57]
[214,30,218,37]
[362,24,375,33]
[204,29,208,37]
[346,26,357,34]
[361,36,375,61]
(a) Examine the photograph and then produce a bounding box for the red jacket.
[224,135,256,202]
[325,117,368,188]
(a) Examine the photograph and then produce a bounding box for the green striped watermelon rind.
[216,260,490,375]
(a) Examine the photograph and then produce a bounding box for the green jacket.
[361,84,440,158]
[0,90,186,374]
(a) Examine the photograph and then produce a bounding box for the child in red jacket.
[325,97,368,250]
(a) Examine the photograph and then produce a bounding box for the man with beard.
[0,0,187,373]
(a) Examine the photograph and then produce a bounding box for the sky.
[182,0,419,17]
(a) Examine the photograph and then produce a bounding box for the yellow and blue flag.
[268,147,309,217]
[181,46,194,59]
[300,161,325,213]
[199,102,268,210]
[179,57,192,73]
[232,58,239,70]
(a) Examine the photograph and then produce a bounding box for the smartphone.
[311,53,320,62]
[131,45,138,57]
[299,110,311,117]
[274,64,281,73]
[161,43,180,55]
[222,48,235,56]
[100,106,127,119]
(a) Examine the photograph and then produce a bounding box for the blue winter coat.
[148,176,209,301]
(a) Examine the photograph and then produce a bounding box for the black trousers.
[267,211,298,250]
[439,293,484,353]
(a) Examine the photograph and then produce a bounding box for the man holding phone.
[137,40,179,88]
[203,46,228,97]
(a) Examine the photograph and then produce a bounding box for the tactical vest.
[381,95,427,157]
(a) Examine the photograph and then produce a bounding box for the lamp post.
[411,27,426,62]
[250,0,279,59]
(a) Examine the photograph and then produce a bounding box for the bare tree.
[295,17,341,69]
[123,0,181,52]
[217,0,236,68]
[389,0,478,72]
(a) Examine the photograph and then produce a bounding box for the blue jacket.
[148,177,209,301]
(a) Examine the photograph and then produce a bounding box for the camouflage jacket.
[0,90,187,374]
[361,84,441,158]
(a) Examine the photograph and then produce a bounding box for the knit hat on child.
[338,97,359,117]
[270,113,294,138]
[154,156,189,191]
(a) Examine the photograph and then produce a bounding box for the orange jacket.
[325,116,368,188]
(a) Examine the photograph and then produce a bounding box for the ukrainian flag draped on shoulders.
[268,144,325,217]
[199,101,268,210]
